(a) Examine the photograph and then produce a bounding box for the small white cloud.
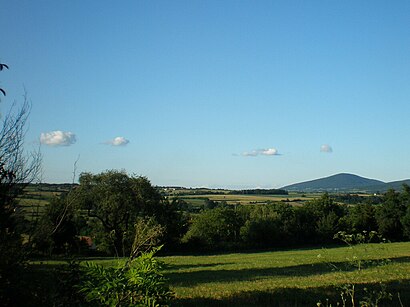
[40,130,76,146]
[260,148,278,156]
[320,144,333,153]
[105,136,130,146]
[241,148,279,157]
[242,150,259,157]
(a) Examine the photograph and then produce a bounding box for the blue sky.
[1,1,409,188]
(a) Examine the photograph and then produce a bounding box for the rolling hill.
[282,173,410,193]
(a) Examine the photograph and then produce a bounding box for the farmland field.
[178,193,314,206]
[16,184,73,219]
[162,242,410,306]
[18,184,322,217]
[30,242,410,306]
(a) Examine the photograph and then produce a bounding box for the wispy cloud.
[320,144,333,153]
[40,130,76,146]
[104,136,130,146]
[241,148,280,157]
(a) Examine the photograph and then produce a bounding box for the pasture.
[174,192,319,207]
[17,184,72,219]
[162,242,410,306]
[29,242,410,306]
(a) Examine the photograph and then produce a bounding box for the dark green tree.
[73,170,181,255]
[240,205,281,248]
[183,207,243,250]
[348,203,378,233]
[376,189,406,241]
[304,193,347,242]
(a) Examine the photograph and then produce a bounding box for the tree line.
[181,186,410,251]
[27,170,410,256]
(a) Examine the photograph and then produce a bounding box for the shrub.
[78,246,173,306]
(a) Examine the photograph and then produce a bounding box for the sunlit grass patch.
[161,242,410,306]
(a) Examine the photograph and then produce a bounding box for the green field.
[162,242,410,306]
[30,242,410,306]
[175,192,319,207]
[17,184,72,219]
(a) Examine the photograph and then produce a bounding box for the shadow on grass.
[390,256,410,264]
[166,255,410,287]
[165,262,235,271]
[173,280,410,307]
[166,262,331,286]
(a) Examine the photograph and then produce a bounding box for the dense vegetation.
[181,186,410,251]
[20,181,410,255]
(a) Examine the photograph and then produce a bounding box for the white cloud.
[320,144,333,153]
[260,148,278,156]
[242,150,258,157]
[242,148,279,157]
[105,136,130,146]
[40,130,76,146]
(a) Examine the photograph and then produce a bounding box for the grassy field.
[16,184,72,219]
[161,242,410,306]
[32,242,410,306]
[176,192,319,207]
[29,242,410,306]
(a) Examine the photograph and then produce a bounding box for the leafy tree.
[376,189,406,241]
[401,205,410,239]
[285,206,317,244]
[73,170,180,255]
[305,193,346,242]
[183,207,243,250]
[347,203,378,233]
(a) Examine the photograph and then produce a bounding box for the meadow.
[161,242,410,306]
[31,242,410,306]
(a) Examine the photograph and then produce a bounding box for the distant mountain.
[364,179,410,193]
[282,173,386,192]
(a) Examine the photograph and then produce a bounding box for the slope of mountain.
[364,179,410,193]
[282,173,385,192]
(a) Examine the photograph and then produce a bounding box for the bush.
[78,246,173,306]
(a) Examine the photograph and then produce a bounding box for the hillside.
[282,173,410,192]
[282,173,385,192]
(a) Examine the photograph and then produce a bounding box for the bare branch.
[0,92,42,204]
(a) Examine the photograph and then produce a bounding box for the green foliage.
[130,217,164,260]
[183,207,242,249]
[376,189,407,241]
[73,170,177,255]
[240,205,281,247]
[348,204,378,233]
[304,193,347,242]
[30,195,80,255]
[78,247,173,307]
[401,205,410,239]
